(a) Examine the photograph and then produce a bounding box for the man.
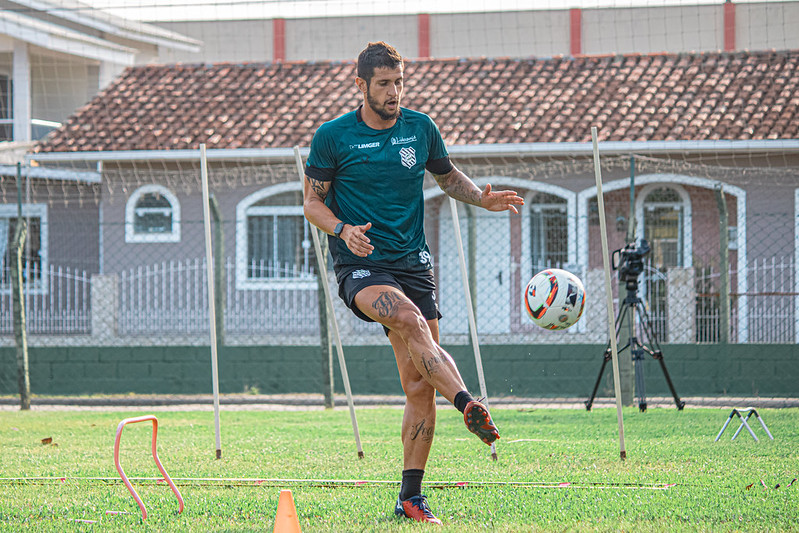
[303,41,524,525]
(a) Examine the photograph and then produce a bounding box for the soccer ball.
[523,268,586,330]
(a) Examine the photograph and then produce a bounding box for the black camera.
[612,239,651,282]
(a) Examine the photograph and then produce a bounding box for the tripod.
[585,277,685,412]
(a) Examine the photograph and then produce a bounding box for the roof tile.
[35,51,799,153]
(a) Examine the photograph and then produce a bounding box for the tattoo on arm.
[372,291,404,318]
[433,169,482,206]
[410,418,435,442]
[306,176,328,200]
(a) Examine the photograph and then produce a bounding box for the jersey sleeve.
[425,116,454,175]
[306,123,337,181]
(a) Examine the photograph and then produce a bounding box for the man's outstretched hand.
[480,184,524,214]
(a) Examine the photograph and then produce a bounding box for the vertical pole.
[465,204,478,327]
[13,163,30,411]
[592,127,627,461]
[209,196,226,348]
[294,146,363,458]
[315,236,334,409]
[450,198,497,461]
[200,144,222,459]
[715,185,730,344]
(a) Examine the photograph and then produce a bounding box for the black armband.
[426,156,454,175]
[305,165,336,181]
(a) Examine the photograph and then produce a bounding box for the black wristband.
[333,222,345,239]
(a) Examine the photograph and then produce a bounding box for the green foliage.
[0,407,797,531]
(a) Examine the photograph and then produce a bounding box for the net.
[1,0,798,400]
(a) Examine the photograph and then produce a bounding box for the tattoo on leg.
[421,353,446,377]
[410,419,435,442]
[373,291,404,318]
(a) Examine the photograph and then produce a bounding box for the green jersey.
[306,106,452,267]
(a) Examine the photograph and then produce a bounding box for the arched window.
[125,185,181,243]
[641,186,685,268]
[235,185,316,289]
[528,191,568,272]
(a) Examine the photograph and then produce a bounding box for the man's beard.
[366,89,400,121]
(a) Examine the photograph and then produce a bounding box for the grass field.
[1,404,797,532]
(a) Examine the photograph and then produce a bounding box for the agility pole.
[591,127,627,461]
[199,144,223,459]
[293,146,364,459]
[448,197,497,461]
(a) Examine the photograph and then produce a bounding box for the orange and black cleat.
[464,400,500,445]
[394,494,442,525]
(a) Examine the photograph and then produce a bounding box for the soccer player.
[303,41,524,525]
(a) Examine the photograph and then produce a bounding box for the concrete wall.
[1,343,796,398]
[153,3,799,65]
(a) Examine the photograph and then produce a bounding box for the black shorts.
[335,261,442,333]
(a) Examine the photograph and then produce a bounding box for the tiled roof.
[36,50,799,153]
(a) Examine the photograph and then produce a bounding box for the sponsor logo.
[399,146,416,169]
[391,135,417,145]
[349,141,380,150]
[352,269,371,279]
[419,251,432,265]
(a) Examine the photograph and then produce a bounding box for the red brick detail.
[273,18,286,62]
[418,13,431,58]
[570,8,582,56]
[723,2,735,51]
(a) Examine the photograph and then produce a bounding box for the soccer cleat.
[394,494,443,525]
[464,400,500,445]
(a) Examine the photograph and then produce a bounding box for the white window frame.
[235,183,316,290]
[0,71,12,141]
[636,183,691,268]
[125,184,181,243]
[0,203,48,294]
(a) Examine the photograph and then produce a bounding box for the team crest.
[399,147,416,169]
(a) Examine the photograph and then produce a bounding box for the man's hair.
[357,41,403,85]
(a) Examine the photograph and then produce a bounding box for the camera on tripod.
[612,239,651,285]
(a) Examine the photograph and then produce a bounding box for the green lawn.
[0,406,797,531]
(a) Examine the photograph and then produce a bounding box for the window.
[0,74,11,141]
[125,185,181,243]
[643,187,684,268]
[236,186,316,289]
[0,204,48,293]
[529,192,568,272]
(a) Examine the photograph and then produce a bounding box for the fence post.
[12,163,30,410]
[667,267,695,343]
[715,185,730,344]
[91,274,119,342]
[11,219,30,410]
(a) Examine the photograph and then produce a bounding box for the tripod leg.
[634,345,647,412]
[585,348,611,411]
[636,303,685,410]
[586,302,632,411]
[655,355,685,410]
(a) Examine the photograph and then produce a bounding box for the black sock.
[454,391,476,414]
[399,469,425,500]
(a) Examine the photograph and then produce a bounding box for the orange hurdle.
[114,415,184,520]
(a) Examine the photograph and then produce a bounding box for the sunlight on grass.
[0,407,797,531]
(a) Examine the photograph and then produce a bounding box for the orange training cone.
[273,489,302,533]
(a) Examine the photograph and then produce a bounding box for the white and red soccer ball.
[524,268,586,330]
